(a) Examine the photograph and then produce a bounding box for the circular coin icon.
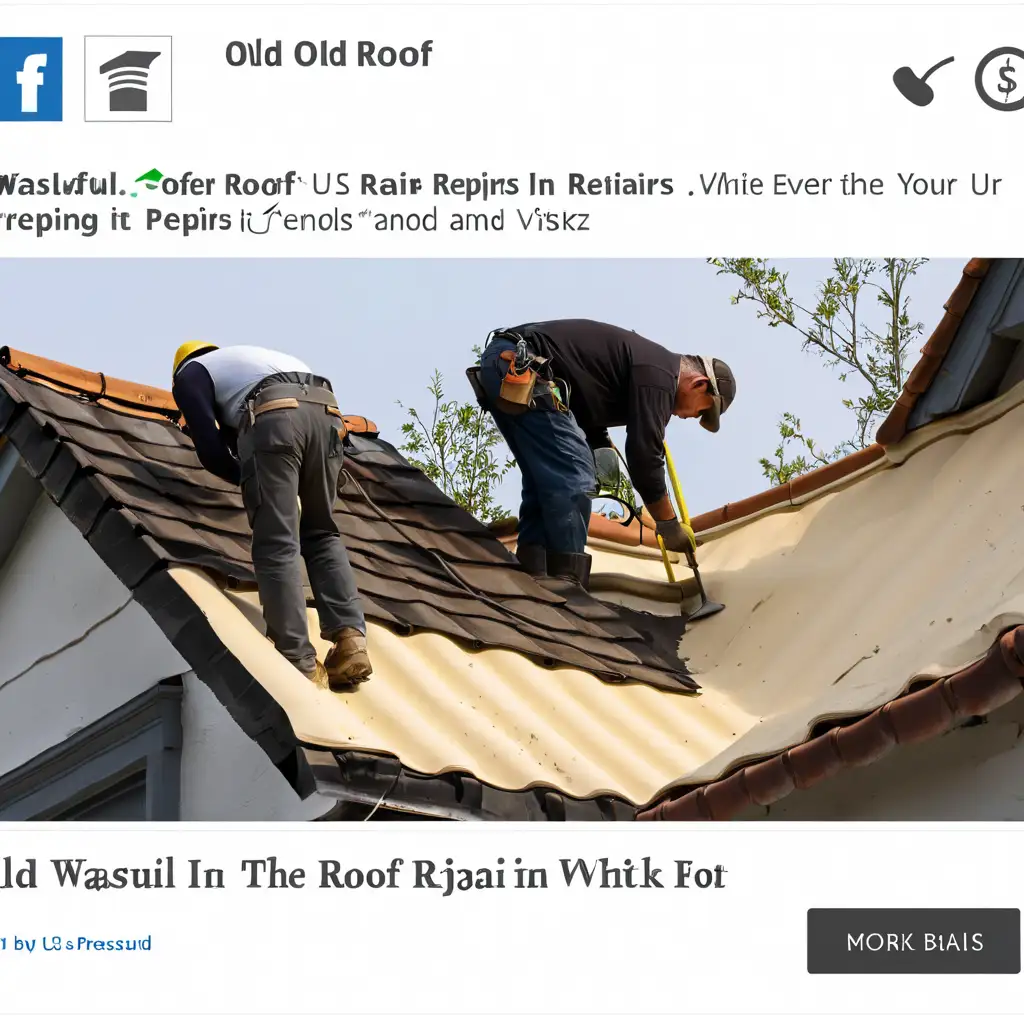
[976,47,1024,110]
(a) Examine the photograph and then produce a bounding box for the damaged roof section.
[639,625,1024,821]
[0,353,694,695]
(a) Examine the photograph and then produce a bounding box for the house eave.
[301,747,637,822]
[0,436,41,571]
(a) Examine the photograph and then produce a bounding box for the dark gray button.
[807,909,1020,974]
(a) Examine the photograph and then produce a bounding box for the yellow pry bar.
[654,441,696,583]
[663,441,697,550]
[656,535,676,582]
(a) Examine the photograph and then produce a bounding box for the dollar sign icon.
[999,57,1018,101]
[977,47,1024,111]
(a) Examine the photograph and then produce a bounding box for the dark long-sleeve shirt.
[172,361,242,485]
[507,319,680,505]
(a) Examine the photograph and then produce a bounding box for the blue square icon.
[0,38,63,121]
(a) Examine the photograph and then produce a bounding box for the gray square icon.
[84,36,172,122]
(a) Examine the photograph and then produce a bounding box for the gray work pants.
[237,400,366,674]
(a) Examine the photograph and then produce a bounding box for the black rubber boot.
[515,543,548,577]
[546,551,592,590]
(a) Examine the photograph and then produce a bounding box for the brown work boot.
[515,543,548,578]
[545,551,593,590]
[303,661,330,688]
[325,628,372,689]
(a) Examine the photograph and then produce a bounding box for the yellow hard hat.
[172,341,218,377]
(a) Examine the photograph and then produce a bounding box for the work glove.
[656,517,694,554]
[593,447,621,493]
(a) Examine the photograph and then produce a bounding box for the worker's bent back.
[192,345,313,431]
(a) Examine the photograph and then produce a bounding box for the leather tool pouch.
[465,359,538,417]
[466,334,562,417]
[497,350,538,411]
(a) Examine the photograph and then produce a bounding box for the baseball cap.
[697,355,736,433]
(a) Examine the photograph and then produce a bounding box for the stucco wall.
[179,672,335,820]
[0,485,331,820]
[0,496,189,776]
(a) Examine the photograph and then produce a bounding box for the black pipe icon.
[893,56,955,107]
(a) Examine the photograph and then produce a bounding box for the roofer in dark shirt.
[170,341,371,690]
[472,320,735,589]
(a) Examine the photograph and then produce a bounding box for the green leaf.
[397,358,515,522]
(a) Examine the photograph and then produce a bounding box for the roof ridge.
[1,346,180,422]
[0,347,378,434]
[591,257,991,552]
[588,443,888,551]
[4,255,989,553]
[875,257,992,445]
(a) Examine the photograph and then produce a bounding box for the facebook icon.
[0,38,62,120]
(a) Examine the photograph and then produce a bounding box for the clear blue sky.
[0,258,964,516]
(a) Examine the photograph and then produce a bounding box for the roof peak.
[0,346,377,434]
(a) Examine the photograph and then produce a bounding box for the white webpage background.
[0,2,1021,1020]
[1,822,1022,1017]
[0,3,1017,255]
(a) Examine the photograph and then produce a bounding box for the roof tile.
[688,504,729,533]
[741,755,795,806]
[882,684,955,745]
[875,258,993,446]
[1000,625,1024,673]
[0,346,378,436]
[789,444,885,499]
[785,728,843,790]
[0,363,695,695]
[700,773,749,821]
[945,649,1022,717]
[1,346,180,418]
[874,401,912,447]
[943,268,984,319]
[919,315,959,358]
[901,352,945,397]
[833,708,896,766]
[721,483,792,522]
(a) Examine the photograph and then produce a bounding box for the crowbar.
[606,440,725,621]
[662,440,725,622]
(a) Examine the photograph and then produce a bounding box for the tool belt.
[244,374,347,438]
[465,330,569,417]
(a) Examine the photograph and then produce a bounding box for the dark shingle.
[0,365,696,694]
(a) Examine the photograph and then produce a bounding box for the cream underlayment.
[167,382,1024,806]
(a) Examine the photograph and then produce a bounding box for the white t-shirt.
[192,345,313,430]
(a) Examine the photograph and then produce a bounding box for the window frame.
[0,678,183,821]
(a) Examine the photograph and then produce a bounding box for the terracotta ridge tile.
[1,346,179,418]
[901,353,944,397]
[943,271,984,320]
[635,624,1024,821]
[876,258,992,447]
[721,482,793,522]
[1,347,379,433]
[586,444,884,550]
[343,415,378,435]
[789,444,885,500]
